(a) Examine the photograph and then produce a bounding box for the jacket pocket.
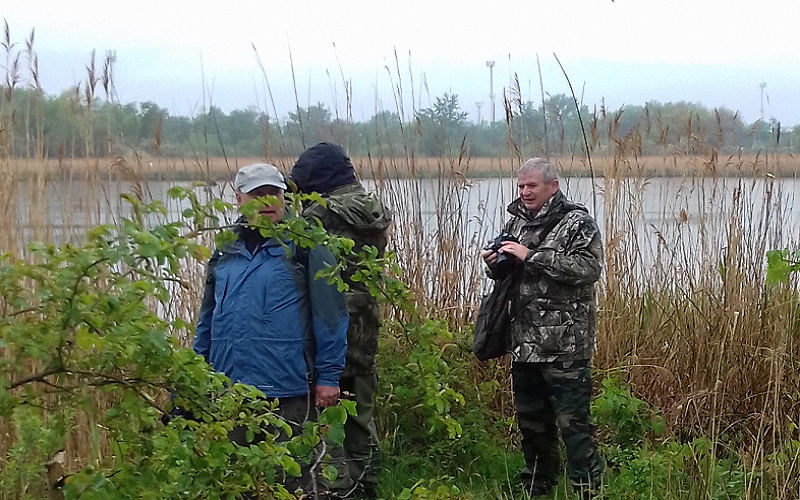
[537,325,576,355]
[535,307,576,355]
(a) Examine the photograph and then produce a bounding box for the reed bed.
[6,153,800,180]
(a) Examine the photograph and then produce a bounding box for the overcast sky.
[4,0,799,126]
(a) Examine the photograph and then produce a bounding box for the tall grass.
[2,30,800,499]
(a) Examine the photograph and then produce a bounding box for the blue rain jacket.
[193,232,348,398]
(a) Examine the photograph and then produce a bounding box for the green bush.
[591,373,666,466]
[0,191,355,499]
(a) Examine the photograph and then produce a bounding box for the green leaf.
[280,455,302,477]
[75,326,103,351]
[325,422,346,445]
[340,399,357,416]
[766,249,792,285]
[139,241,161,258]
[323,464,338,481]
[319,405,347,425]
[168,186,187,198]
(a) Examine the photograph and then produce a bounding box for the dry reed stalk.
[595,145,800,460]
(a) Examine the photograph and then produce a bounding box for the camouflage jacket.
[302,183,392,377]
[491,190,603,363]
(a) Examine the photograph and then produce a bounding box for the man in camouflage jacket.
[482,158,604,498]
[291,143,392,500]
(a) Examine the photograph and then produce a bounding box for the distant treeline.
[0,86,795,160]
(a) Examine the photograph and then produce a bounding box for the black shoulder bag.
[472,272,513,361]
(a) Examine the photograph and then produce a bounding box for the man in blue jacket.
[193,163,349,494]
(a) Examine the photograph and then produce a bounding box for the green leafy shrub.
[594,377,758,500]
[0,191,359,499]
[376,322,519,493]
[591,373,666,466]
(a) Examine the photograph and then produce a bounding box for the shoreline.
[2,154,798,181]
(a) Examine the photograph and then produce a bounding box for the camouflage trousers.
[511,360,605,494]
[339,372,382,494]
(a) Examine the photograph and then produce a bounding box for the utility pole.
[486,60,495,123]
[475,102,484,124]
[759,82,767,120]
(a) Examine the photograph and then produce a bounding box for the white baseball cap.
[234,163,288,193]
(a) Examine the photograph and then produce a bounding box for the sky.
[3,0,800,126]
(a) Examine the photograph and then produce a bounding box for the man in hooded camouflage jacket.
[291,143,392,500]
[482,158,604,498]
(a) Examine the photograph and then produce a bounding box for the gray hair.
[518,158,558,183]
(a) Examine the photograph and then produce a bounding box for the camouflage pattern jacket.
[302,183,392,377]
[490,190,603,363]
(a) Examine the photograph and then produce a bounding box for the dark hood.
[290,142,357,194]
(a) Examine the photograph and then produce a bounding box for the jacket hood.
[290,142,357,194]
[507,190,587,222]
[325,184,392,234]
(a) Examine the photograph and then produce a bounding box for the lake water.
[9,175,800,292]
[366,175,800,295]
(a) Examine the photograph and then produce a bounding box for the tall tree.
[416,93,468,156]
[287,103,333,152]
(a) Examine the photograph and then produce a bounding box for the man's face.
[518,170,559,212]
[236,185,285,223]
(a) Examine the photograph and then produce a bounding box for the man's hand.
[315,385,340,407]
[481,248,498,267]
[499,241,529,261]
